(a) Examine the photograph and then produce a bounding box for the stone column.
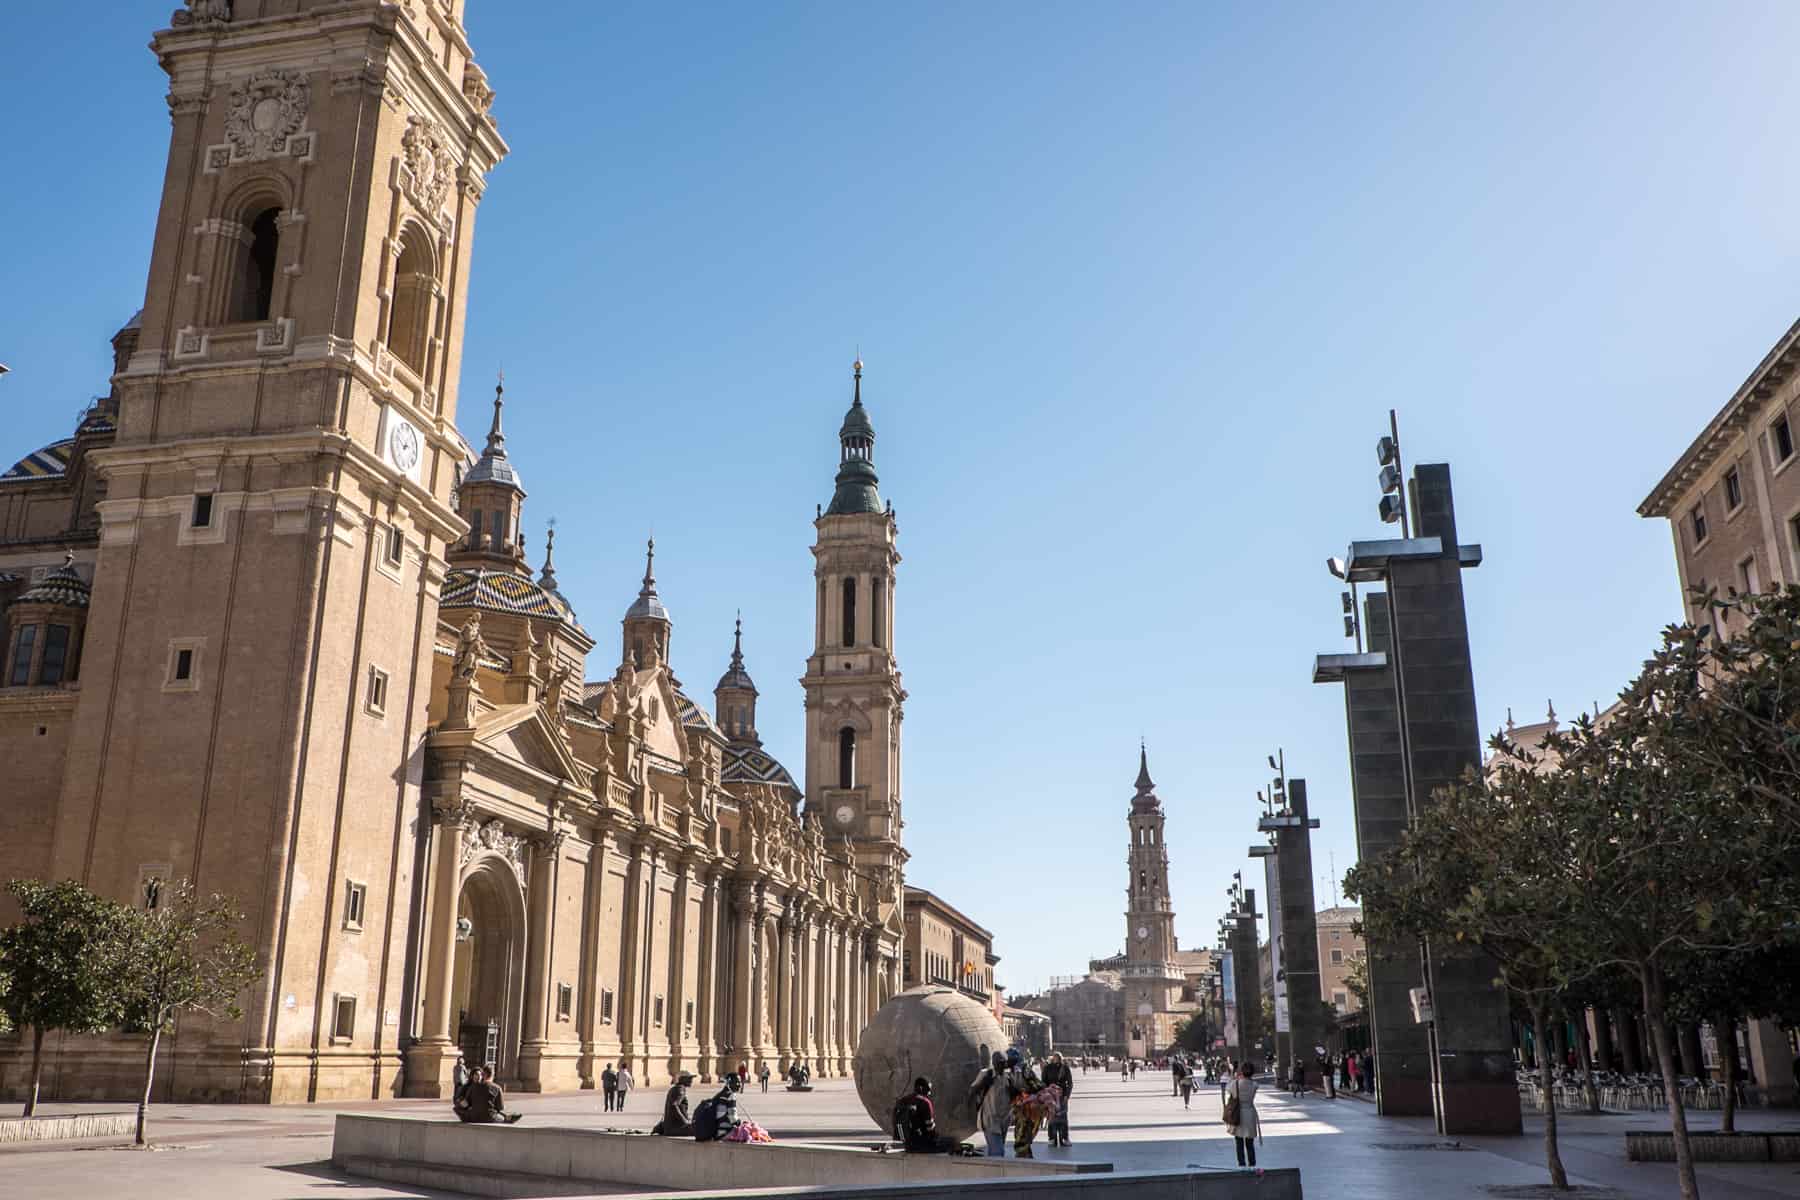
[813,916,830,1075]
[694,869,718,1080]
[1614,1008,1642,1074]
[518,829,565,1090]
[752,893,775,1066]
[836,921,853,1070]
[730,880,755,1070]
[576,828,612,1087]
[617,842,647,1070]
[666,856,694,1077]
[1746,1018,1795,1104]
[1589,1008,1614,1072]
[421,801,472,1044]
[796,906,815,1072]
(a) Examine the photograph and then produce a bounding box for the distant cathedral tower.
[1123,745,1184,1056]
[803,360,907,879]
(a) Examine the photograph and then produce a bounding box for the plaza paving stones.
[2,1069,1798,1199]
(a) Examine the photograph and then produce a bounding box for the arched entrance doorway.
[451,859,527,1083]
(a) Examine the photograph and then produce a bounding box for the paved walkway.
[1,1069,1796,1199]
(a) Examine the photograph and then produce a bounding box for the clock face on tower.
[833,803,856,828]
[388,418,421,473]
[1136,925,1149,940]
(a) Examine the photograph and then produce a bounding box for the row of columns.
[412,803,895,1092]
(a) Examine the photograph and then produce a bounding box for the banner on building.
[1220,950,1236,1006]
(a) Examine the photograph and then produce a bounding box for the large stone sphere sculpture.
[853,985,1005,1142]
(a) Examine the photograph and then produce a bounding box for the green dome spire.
[825,357,883,516]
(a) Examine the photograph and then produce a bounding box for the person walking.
[1178,1065,1196,1109]
[1040,1052,1074,1147]
[1320,1052,1336,1099]
[970,1051,1012,1157]
[617,1063,635,1108]
[601,1062,619,1112]
[758,1062,771,1093]
[1171,1057,1184,1097]
[1224,1061,1260,1167]
[1361,1050,1375,1094]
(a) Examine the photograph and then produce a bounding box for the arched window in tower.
[230,206,283,323]
[841,576,856,647]
[387,225,437,375]
[1138,869,1146,890]
[838,726,857,789]
[873,575,885,649]
[466,509,482,548]
[490,510,506,548]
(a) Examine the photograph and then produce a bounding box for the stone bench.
[331,1115,1303,1198]
[332,1115,1100,1196]
[0,1112,136,1144]
[1626,1130,1800,1162]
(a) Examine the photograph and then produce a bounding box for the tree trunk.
[1717,1015,1739,1135]
[24,1026,44,1117]
[1534,1002,1570,1189]
[1572,1007,1601,1114]
[135,1025,162,1147]
[1642,966,1701,1200]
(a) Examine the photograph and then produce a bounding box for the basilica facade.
[0,0,907,1104]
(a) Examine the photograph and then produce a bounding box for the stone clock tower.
[1122,746,1184,1056]
[802,361,907,881]
[42,0,506,1101]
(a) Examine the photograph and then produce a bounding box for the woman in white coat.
[1223,1061,1260,1167]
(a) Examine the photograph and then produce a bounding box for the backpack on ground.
[891,1096,920,1145]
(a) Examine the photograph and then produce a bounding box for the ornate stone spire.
[537,522,559,591]
[825,358,882,516]
[464,375,523,491]
[621,537,671,668]
[1135,740,1156,795]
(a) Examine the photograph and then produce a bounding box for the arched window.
[466,509,482,547]
[230,206,282,323]
[387,225,436,374]
[838,726,856,788]
[490,510,506,547]
[841,577,856,647]
[873,575,885,649]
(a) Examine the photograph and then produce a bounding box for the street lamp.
[1376,410,1410,537]
[1326,556,1363,653]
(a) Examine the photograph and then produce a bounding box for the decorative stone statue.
[445,613,489,729]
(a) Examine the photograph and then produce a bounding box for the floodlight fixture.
[1378,492,1405,525]
[1326,556,1346,580]
[1376,436,1397,468]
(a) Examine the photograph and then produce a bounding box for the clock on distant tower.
[1136,925,1149,940]
[833,802,856,828]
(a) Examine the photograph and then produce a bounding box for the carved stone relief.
[464,818,527,886]
[225,69,311,162]
[402,115,457,217]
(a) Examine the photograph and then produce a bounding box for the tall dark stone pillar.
[1262,780,1324,1091]
[1233,890,1263,1065]
[1314,595,1433,1117]
[1592,1009,1615,1072]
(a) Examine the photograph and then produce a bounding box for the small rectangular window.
[1725,468,1743,511]
[332,995,356,1041]
[343,881,367,931]
[1741,555,1761,596]
[684,999,695,1031]
[8,624,36,687]
[175,648,194,681]
[1778,415,1796,464]
[653,995,665,1027]
[1331,948,1344,964]
[192,493,214,528]
[557,983,574,1022]
[367,666,389,715]
[1691,505,1709,545]
[1333,990,1348,1007]
[600,989,615,1024]
[385,524,405,566]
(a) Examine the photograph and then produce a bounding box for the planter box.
[1625,1131,1800,1162]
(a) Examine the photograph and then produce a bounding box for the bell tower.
[1123,745,1183,1056]
[803,360,906,875]
[45,0,507,1101]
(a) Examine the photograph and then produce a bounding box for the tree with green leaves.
[0,879,134,1116]
[118,879,260,1146]
[1346,748,1587,1190]
[1665,943,1800,1133]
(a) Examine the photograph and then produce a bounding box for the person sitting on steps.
[455,1066,521,1124]
[652,1072,695,1136]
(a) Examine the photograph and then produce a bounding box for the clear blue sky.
[5,2,1799,995]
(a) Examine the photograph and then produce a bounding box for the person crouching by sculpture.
[969,1052,1012,1156]
[653,1072,696,1136]
[455,1066,521,1124]
[892,1077,960,1153]
[1040,1052,1074,1147]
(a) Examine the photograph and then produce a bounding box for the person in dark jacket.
[601,1062,620,1112]
[893,1077,957,1152]
[456,1066,520,1123]
[1040,1052,1074,1146]
[653,1072,695,1136]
